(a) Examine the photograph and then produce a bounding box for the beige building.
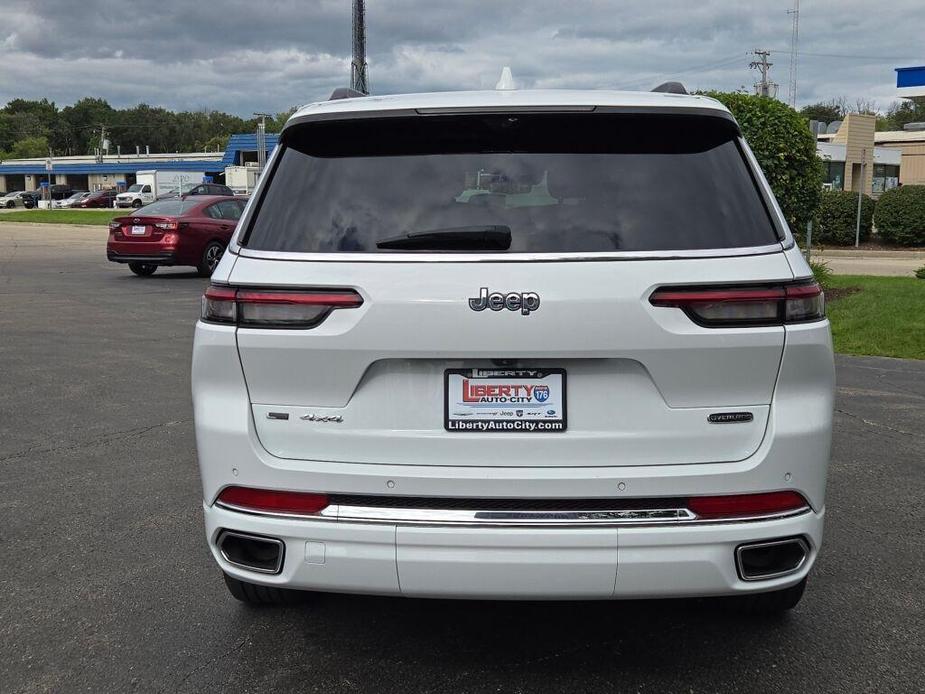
[817,114,902,196]
[873,130,925,185]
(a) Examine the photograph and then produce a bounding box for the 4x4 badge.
[301,413,343,423]
[468,287,540,316]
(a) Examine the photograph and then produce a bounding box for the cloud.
[0,0,921,115]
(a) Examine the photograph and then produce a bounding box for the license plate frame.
[444,367,567,434]
[130,225,146,235]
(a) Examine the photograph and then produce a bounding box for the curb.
[813,249,925,259]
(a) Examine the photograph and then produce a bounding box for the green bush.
[813,190,875,245]
[701,91,823,234]
[809,259,833,289]
[875,186,925,246]
[915,265,925,279]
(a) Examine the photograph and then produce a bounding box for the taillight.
[687,491,809,519]
[108,221,121,230]
[155,221,178,230]
[201,286,363,328]
[649,281,824,327]
[216,486,330,515]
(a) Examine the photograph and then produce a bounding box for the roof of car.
[286,89,729,129]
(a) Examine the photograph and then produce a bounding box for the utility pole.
[95,124,107,163]
[253,113,271,172]
[787,0,800,107]
[351,0,369,94]
[749,49,778,98]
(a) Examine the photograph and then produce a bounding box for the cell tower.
[351,0,369,95]
[788,0,800,107]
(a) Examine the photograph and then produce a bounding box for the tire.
[128,262,158,276]
[131,199,143,208]
[222,573,305,606]
[198,241,225,277]
[5,201,13,209]
[731,577,807,614]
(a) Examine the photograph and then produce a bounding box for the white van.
[115,170,206,208]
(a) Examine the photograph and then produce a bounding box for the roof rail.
[329,87,367,100]
[652,81,688,95]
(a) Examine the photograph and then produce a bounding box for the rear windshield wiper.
[376,225,511,251]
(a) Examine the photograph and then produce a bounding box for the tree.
[6,136,50,159]
[703,92,823,234]
[881,98,925,131]
[201,135,229,152]
[853,98,880,116]
[799,98,847,124]
[59,97,115,154]
[268,107,298,132]
[1,95,282,156]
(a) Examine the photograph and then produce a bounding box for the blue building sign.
[896,66,925,97]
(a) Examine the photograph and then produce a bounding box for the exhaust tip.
[736,537,809,581]
[217,530,285,575]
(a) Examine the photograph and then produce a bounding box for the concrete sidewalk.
[811,249,924,277]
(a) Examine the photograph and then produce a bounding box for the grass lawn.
[826,275,925,360]
[0,209,122,225]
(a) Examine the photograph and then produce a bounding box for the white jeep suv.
[192,87,834,611]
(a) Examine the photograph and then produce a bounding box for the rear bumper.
[193,319,834,599]
[206,502,823,599]
[107,249,176,265]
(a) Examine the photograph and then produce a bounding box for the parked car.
[107,196,245,276]
[155,183,234,201]
[0,191,29,208]
[54,191,90,208]
[78,189,119,208]
[21,185,73,207]
[193,87,834,611]
[184,182,235,197]
[47,184,74,201]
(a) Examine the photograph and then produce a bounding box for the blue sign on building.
[896,66,925,97]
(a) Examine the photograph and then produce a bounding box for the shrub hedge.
[875,185,925,246]
[813,189,875,245]
[701,91,823,234]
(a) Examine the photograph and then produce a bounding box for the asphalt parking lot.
[1,223,923,693]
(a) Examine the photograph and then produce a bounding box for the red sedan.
[107,196,245,276]
[78,189,119,208]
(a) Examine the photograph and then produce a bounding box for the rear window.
[136,200,195,216]
[243,113,779,254]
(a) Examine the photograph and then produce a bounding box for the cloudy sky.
[0,0,921,116]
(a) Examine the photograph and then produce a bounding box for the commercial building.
[816,114,902,196]
[0,133,278,194]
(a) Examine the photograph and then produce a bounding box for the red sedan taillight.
[201,286,363,328]
[649,281,824,327]
[216,486,330,515]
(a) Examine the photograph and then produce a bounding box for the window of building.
[822,161,845,190]
[872,164,900,194]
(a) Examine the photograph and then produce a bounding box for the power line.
[612,54,746,90]
[770,49,922,61]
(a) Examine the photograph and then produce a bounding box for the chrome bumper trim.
[215,501,811,528]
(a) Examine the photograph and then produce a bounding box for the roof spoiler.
[652,81,688,95]
[329,87,367,100]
